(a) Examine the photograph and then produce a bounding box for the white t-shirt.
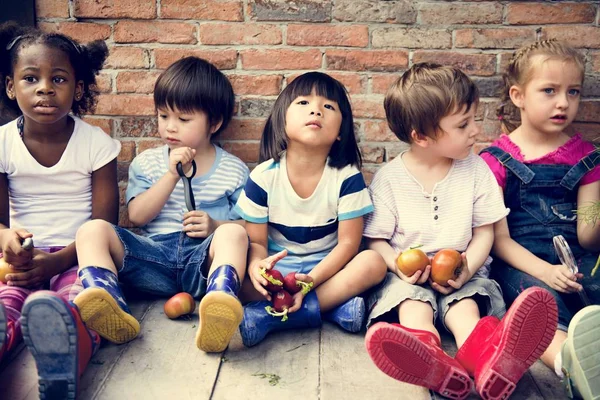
[364,152,508,275]
[235,152,374,256]
[0,117,121,247]
[126,144,249,237]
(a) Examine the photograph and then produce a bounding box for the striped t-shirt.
[126,145,249,237]
[235,153,373,256]
[364,152,508,275]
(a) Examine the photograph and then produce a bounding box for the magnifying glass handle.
[578,289,591,307]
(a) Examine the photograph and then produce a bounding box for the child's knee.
[76,219,113,243]
[214,223,248,246]
[359,249,387,282]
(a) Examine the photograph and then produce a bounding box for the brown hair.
[497,39,585,133]
[384,63,479,143]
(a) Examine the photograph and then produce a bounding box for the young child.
[0,22,119,398]
[481,40,600,400]
[73,56,249,354]
[363,63,558,400]
[235,72,387,347]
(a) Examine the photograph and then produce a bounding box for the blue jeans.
[113,227,213,299]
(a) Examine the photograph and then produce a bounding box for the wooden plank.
[0,347,39,400]
[528,360,566,399]
[319,322,430,400]
[213,325,320,399]
[90,299,222,400]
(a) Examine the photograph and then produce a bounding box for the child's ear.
[410,129,430,148]
[74,80,84,101]
[209,118,223,135]
[5,76,15,100]
[509,85,524,109]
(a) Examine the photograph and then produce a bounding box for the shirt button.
[434,206,438,211]
[433,197,437,201]
[434,215,438,220]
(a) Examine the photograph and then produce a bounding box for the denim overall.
[482,146,600,331]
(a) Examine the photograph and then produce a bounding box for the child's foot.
[196,291,243,352]
[561,305,600,400]
[473,287,557,400]
[73,287,139,344]
[365,322,472,399]
[323,296,365,333]
[21,291,92,400]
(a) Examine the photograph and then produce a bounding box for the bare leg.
[444,298,480,348]
[75,220,125,275]
[205,223,248,282]
[541,330,566,370]
[398,299,439,340]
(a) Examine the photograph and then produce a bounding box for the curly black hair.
[0,21,108,119]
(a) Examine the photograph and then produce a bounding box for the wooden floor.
[0,297,567,400]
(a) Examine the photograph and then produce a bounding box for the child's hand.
[396,262,431,286]
[0,229,33,268]
[541,264,583,294]
[248,249,287,301]
[431,252,470,295]
[287,273,313,313]
[5,250,59,288]
[168,147,196,178]
[183,210,217,238]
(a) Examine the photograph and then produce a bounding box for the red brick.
[118,141,136,162]
[420,3,502,25]
[220,119,265,140]
[116,118,159,138]
[360,145,385,163]
[74,0,156,19]
[248,0,332,22]
[287,24,368,47]
[386,143,409,161]
[161,0,243,21]
[82,117,112,135]
[116,71,162,94]
[351,97,385,119]
[498,52,514,74]
[363,120,396,142]
[227,74,282,96]
[38,22,111,43]
[106,47,148,69]
[543,26,600,49]
[114,21,196,44]
[36,0,69,18]
[199,23,281,45]
[326,50,408,72]
[154,49,237,70]
[476,120,502,142]
[372,28,451,49]
[590,53,600,73]
[241,49,322,70]
[333,0,415,24]
[570,123,600,140]
[95,73,112,93]
[455,28,536,49]
[575,101,600,123]
[507,3,596,25]
[413,51,496,77]
[371,75,399,95]
[221,141,260,163]
[285,72,365,95]
[137,139,164,154]
[96,95,155,116]
[361,165,377,185]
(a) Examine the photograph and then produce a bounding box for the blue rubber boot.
[73,266,140,344]
[0,302,6,358]
[323,296,365,333]
[196,264,243,353]
[240,290,322,347]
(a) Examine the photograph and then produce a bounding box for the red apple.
[164,292,196,319]
[431,249,462,286]
[396,248,430,276]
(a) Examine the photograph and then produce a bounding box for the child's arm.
[577,181,600,251]
[0,173,34,267]
[128,147,194,226]
[366,238,431,285]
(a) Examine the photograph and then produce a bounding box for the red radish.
[260,268,284,292]
[283,272,314,295]
[265,290,294,321]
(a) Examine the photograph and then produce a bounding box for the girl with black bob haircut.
[0,21,120,399]
[259,71,362,168]
[153,56,235,138]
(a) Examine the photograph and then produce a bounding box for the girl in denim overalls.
[481,40,600,400]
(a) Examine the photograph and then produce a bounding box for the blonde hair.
[384,63,479,143]
[497,39,585,133]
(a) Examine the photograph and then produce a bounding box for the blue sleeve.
[125,156,152,204]
[338,166,374,221]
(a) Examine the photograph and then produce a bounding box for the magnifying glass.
[553,235,591,306]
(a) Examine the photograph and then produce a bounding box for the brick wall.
[35,0,600,226]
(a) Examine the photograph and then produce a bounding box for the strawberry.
[260,268,284,292]
[265,290,294,322]
[283,272,313,295]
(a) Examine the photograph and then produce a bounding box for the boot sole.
[73,288,139,344]
[0,303,6,356]
[365,323,471,399]
[563,305,600,400]
[21,294,78,400]
[477,287,557,400]
[196,291,243,352]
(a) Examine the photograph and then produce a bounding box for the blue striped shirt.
[126,145,249,237]
[235,153,373,256]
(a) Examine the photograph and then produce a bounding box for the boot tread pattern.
[571,309,600,399]
[196,292,243,353]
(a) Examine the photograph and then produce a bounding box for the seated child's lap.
[271,249,330,277]
[114,226,212,298]
[367,272,506,330]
